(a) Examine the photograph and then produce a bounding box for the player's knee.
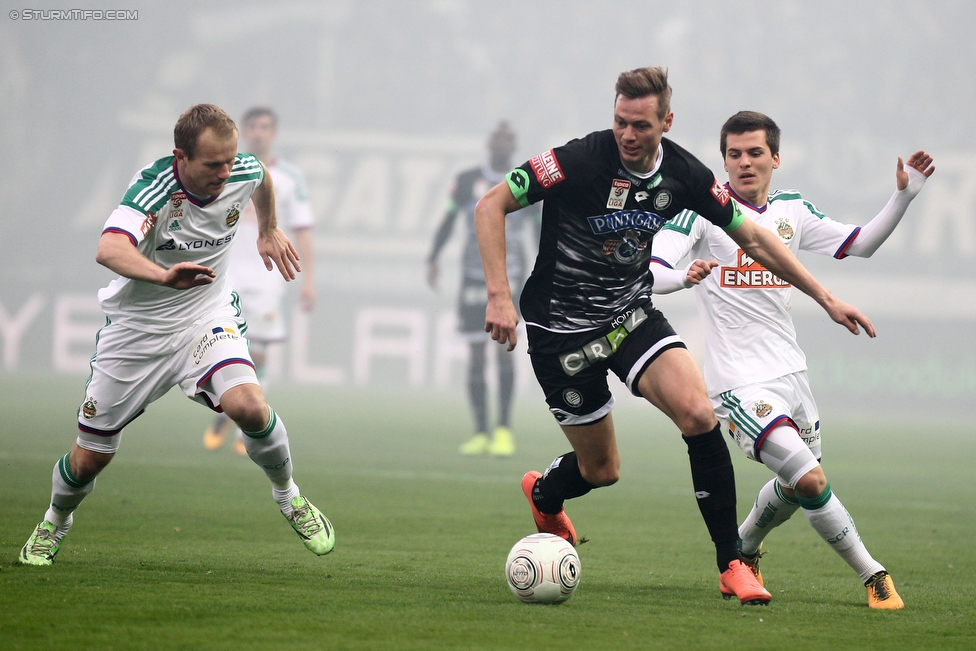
[70,447,113,483]
[221,386,269,432]
[673,399,718,436]
[794,467,827,498]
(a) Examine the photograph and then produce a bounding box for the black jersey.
[506,130,738,353]
[428,163,533,282]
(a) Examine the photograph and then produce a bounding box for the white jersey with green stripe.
[97,154,265,333]
[651,186,858,396]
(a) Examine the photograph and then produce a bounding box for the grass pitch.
[1,376,973,650]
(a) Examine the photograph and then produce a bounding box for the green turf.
[1,376,973,650]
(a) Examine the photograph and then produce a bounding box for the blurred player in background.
[203,107,315,455]
[476,67,877,605]
[427,122,538,457]
[651,110,935,609]
[18,104,334,566]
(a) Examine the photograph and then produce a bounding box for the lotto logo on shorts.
[212,326,237,335]
[529,150,565,189]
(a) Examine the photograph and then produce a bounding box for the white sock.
[739,478,799,555]
[273,481,301,516]
[44,452,95,528]
[800,484,885,582]
[241,408,294,488]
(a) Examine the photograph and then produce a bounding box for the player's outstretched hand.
[823,294,876,337]
[485,296,519,351]
[685,259,718,286]
[162,262,215,289]
[258,227,301,281]
[897,151,935,191]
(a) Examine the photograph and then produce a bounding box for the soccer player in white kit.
[651,111,935,609]
[203,107,316,455]
[18,104,334,566]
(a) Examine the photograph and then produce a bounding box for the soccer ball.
[505,533,581,604]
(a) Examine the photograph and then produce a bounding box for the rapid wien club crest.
[82,397,97,419]
[752,401,772,419]
[226,203,241,227]
[776,217,795,240]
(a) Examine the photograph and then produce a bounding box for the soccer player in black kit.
[427,122,538,457]
[475,67,875,605]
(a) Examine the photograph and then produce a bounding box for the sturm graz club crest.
[562,388,583,408]
[653,189,672,210]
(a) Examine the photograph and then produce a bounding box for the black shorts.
[529,306,686,426]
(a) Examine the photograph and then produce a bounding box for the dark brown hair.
[615,67,671,119]
[720,111,781,156]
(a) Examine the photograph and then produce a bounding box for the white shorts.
[77,307,258,453]
[235,286,286,343]
[712,372,822,464]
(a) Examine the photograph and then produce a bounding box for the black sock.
[533,451,597,514]
[684,424,740,572]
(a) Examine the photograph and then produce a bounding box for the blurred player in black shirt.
[427,123,537,457]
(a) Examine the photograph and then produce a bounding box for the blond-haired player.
[19,104,334,566]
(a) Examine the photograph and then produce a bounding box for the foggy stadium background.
[0,0,973,422]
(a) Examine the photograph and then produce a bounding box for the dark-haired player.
[652,110,934,609]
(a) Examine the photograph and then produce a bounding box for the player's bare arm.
[252,166,301,281]
[727,218,875,337]
[474,181,521,351]
[95,231,214,289]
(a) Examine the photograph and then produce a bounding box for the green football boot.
[285,495,335,556]
[19,519,67,566]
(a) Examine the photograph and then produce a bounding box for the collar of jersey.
[172,160,219,208]
[726,182,767,214]
[620,143,664,180]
